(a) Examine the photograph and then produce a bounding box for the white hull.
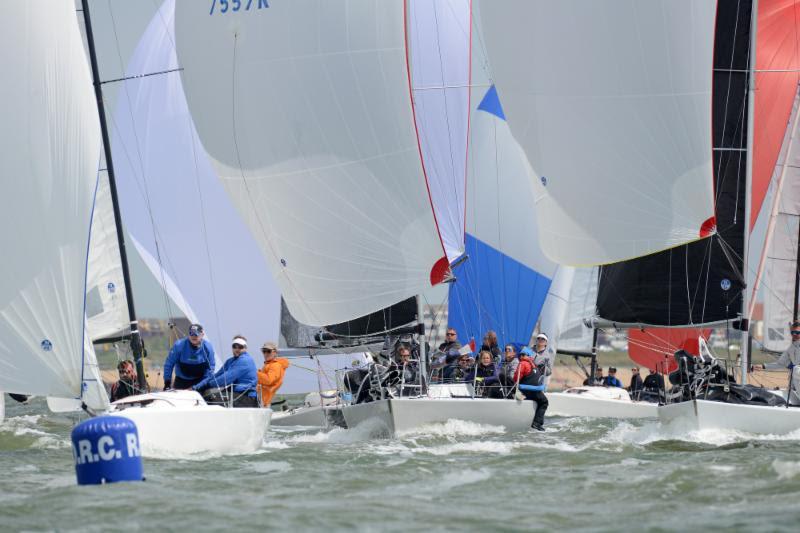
[342,397,537,434]
[341,386,656,435]
[108,390,271,457]
[0,393,4,424]
[658,399,800,435]
[548,387,657,419]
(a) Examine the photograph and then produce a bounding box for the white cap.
[536,333,548,342]
[232,337,247,347]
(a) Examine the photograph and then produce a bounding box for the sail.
[85,169,129,342]
[474,0,717,266]
[173,0,448,327]
[0,1,101,398]
[628,328,711,374]
[595,1,754,327]
[542,267,598,354]
[761,88,800,351]
[47,327,111,413]
[448,14,556,347]
[112,0,281,353]
[748,1,800,315]
[408,0,470,263]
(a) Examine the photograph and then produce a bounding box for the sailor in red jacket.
[514,346,549,431]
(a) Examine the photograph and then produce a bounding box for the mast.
[81,0,148,392]
[740,0,759,385]
[417,295,427,394]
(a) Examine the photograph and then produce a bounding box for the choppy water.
[2,397,800,532]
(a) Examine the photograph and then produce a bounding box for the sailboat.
[0,1,271,457]
[477,0,800,433]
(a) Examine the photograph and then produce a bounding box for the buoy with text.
[71,416,144,485]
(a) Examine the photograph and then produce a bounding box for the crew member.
[110,360,139,402]
[193,335,258,407]
[163,323,216,390]
[758,320,800,405]
[602,367,623,387]
[439,327,462,356]
[627,367,644,398]
[257,342,290,407]
[514,348,549,431]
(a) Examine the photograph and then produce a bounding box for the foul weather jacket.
[194,351,258,397]
[258,357,290,407]
[163,338,216,383]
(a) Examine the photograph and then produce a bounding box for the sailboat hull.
[658,399,800,435]
[548,388,657,419]
[272,405,347,428]
[341,397,538,435]
[108,391,271,457]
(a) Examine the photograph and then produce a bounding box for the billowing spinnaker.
[112,0,280,354]
[475,0,717,265]
[539,267,598,354]
[174,1,446,326]
[85,170,129,342]
[0,1,100,398]
[408,0,470,263]
[447,22,556,347]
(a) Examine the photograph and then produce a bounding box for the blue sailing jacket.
[193,351,258,397]
[163,337,216,383]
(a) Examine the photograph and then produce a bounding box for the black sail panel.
[596,0,752,326]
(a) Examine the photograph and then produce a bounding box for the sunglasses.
[505,348,515,352]
[188,329,201,337]
[262,349,274,354]
[232,343,245,349]
[446,333,456,337]
[792,330,800,335]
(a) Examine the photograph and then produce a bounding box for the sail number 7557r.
[209,0,269,15]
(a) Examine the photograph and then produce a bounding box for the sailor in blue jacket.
[193,335,259,407]
[602,367,623,388]
[163,323,216,390]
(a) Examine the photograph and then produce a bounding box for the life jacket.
[519,362,545,387]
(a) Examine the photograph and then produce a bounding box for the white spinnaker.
[85,170,129,342]
[112,0,280,358]
[174,0,447,327]
[762,90,800,351]
[475,0,717,266]
[408,0,470,263]
[0,1,100,398]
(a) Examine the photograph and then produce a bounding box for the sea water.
[2,397,800,532]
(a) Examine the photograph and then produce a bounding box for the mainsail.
[0,1,101,399]
[475,0,717,266]
[174,0,448,327]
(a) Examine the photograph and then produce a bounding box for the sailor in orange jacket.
[257,342,290,407]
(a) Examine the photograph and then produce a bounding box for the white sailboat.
[0,1,270,457]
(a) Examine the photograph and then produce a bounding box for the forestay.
[475,0,717,266]
[112,0,281,351]
[448,10,555,347]
[174,0,447,326]
[0,1,101,398]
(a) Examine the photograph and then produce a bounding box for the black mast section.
[81,0,148,392]
[794,221,800,322]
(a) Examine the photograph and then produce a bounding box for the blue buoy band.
[71,416,144,485]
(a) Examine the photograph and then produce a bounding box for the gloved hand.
[475,377,484,382]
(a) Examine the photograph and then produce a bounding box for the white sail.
[174,0,447,327]
[474,0,717,266]
[408,0,470,263]
[557,267,599,353]
[762,89,800,351]
[112,0,281,352]
[85,169,129,342]
[448,11,556,346]
[0,1,101,398]
[47,326,111,413]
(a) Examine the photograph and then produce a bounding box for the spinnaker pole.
[81,0,148,392]
[740,0,759,385]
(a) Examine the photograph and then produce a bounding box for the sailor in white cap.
[191,334,259,407]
